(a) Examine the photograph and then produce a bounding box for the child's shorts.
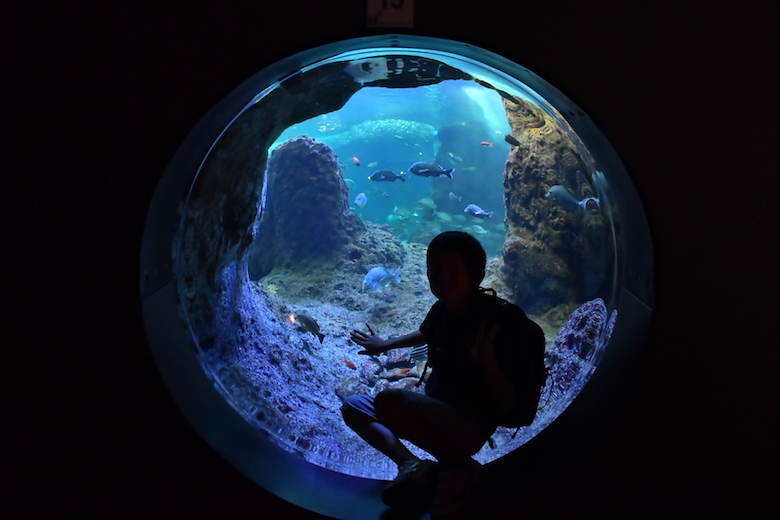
[340,390,492,457]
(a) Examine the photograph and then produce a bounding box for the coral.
[249,136,364,279]
[495,97,609,313]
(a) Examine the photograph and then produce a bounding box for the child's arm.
[350,324,426,356]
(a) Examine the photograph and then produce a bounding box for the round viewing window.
[141,35,652,519]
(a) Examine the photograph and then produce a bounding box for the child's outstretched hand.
[472,319,501,365]
[350,324,387,355]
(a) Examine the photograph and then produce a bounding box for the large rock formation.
[497,98,608,314]
[249,136,364,279]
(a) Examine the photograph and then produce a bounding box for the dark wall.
[4,1,777,518]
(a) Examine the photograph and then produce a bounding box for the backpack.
[415,288,548,431]
[479,288,547,430]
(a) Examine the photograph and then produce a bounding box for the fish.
[465,224,488,235]
[291,313,325,344]
[369,170,406,182]
[393,206,413,218]
[448,192,462,202]
[351,156,361,166]
[479,141,493,147]
[435,211,452,222]
[408,162,454,179]
[367,161,378,168]
[447,152,463,162]
[344,359,357,370]
[386,310,397,317]
[362,266,401,293]
[354,192,367,208]
[545,185,600,212]
[464,204,494,219]
[344,178,357,190]
[504,134,520,146]
[416,197,436,209]
[397,368,411,376]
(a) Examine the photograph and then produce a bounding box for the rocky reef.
[494,97,611,315]
[249,136,364,280]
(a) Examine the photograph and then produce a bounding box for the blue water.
[270,80,512,258]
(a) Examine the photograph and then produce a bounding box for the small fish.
[351,156,361,166]
[448,192,462,202]
[354,192,367,208]
[397,368,411,376]
[504,134,520,146]
[394,134,404,140]
[447,152,463,162]
[545,185,600,212]
[344,178,357,190]
[369,170,406,182]
[464,204,494,219]
[362,266,401,293]
[408,162,454,179]
[386,310,397,317]
[435,211,452,222]
[393,206,413,218]
[383,191,390,197]
[344,359,357,370]
[367,161,378,168]
[479,141,493,147]
[416,197,436,209]
[292,314,325,344]
[465,224,488,235]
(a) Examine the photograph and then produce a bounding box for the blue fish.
[545,185,600,212]
[362,266,401,293]
[408,162,454,179]
[464,204,494,219]
[369,170,406,182]
[354,192,367,208]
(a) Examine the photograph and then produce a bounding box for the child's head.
[426,232,486,302]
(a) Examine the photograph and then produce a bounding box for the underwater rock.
[497,97,607,314]
[500,235,576,315]
[250,136,364,279]
[383,346,412,367]
[335,376,369,400]
[544,298,616,398]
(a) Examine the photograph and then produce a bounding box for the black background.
[4,1,778,518]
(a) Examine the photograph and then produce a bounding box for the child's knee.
[340,394,375,428]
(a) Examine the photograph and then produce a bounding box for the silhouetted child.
[342,231,545,516]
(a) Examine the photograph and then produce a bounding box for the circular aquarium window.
[141,35,652,518]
